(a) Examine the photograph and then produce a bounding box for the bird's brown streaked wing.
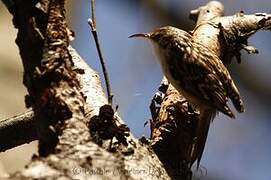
[173,45,235,118]
[200,48,245,113]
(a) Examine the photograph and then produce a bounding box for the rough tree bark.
[0,0,270,180]
[1,0,169,179]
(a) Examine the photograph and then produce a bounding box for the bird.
[129,26,244,167]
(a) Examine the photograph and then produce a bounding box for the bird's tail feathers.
[229,81,244,113]
[190,108,216,169]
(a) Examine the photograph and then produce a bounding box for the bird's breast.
[152,43,202,107]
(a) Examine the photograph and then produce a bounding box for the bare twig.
[0,110,36,152]
[88,0,113,105]
[91,0,96,28]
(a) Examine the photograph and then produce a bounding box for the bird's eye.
[152,33,161,41]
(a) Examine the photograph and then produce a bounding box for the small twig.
[91,0,96,28]
[0,110,37,152]
[88,0,113,105]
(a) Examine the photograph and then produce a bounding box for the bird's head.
[129,26,181,46]
[129,26,187,66]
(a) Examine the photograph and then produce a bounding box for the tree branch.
[88,0,113,105]
[219,13,271,64]
[0,45,109,152]
[0,110,35,152]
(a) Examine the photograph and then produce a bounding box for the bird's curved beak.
[129,33,150,39]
